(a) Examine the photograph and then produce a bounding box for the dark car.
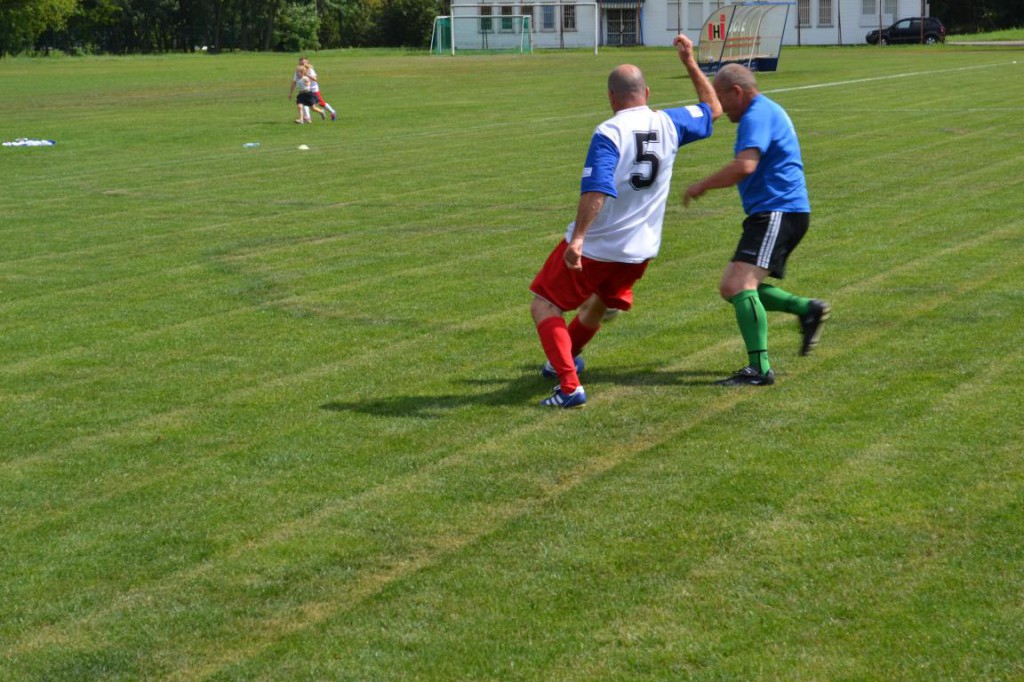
[866,17,946,44]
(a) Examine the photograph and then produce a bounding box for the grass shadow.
[320,364,724,418]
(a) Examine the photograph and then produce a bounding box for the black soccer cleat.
[799,300,831,356]
[716,366,776,386]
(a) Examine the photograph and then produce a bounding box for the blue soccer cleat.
[540,385,587,409]
[541,356,585,380]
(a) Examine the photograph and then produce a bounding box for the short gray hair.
[608,64,647,99]
[714,63,758,92]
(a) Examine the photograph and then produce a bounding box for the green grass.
[1,44,1023,680]
[950,27,1024,41]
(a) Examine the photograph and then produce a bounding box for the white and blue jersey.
[734,94,810,215]
[568,103,714,263]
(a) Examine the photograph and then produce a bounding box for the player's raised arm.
[673,33,722,121]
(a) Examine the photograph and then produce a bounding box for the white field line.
[653,58,1020,109]
[766,59,1019,94]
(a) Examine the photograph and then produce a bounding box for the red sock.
[536,317,579,392]
[568,317,599,358]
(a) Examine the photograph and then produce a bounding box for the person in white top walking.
[528,33,722,408]
[291,65,318,124]
[288,57,325,122]
[301,57,338,121]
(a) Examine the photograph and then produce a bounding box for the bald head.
[713,63,758,93]
[608,64,648,109]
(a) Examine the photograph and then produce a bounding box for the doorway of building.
[605,8,639,46]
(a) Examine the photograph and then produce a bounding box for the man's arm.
[673,34,722,121]
[563,192,607,271]
[684,148,759,206]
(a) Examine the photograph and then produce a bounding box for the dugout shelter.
[698,2,793,74]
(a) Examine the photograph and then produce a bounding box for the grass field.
[951,27,1024,41]
[1,44,1023,680]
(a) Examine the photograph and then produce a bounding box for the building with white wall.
[451,0,933,48]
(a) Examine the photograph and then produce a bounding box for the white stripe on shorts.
[758,211,783,270]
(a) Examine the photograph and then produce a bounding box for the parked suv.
[866,17,946,44]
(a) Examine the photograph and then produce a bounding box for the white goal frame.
[449,3,598,55]
[431,14,535,55]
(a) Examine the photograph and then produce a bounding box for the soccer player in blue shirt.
[529,34,722,408]
[684,64,830,386]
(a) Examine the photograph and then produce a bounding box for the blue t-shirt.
[735,94,810,214]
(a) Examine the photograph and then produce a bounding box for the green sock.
[758,283,811,316]
[730,289,770,373]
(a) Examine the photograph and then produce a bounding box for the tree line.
[0,0,446,56]
[930,0,1021,34]
[0,0,1018,57]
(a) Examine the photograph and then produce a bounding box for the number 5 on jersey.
[630,130,661,190]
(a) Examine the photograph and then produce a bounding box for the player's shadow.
[320,364,721,419]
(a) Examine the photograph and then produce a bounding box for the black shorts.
[732,211,809,279]
[297,91,318,107]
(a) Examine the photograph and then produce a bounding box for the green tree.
[376,0,440,47]
[0,0,77,56]
[62,0,124,54]
[274,0,320,51]
[324,0,383,47]
[930,0,1024,32]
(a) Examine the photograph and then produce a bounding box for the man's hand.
[673,33,695,63]
[563,239,584,271]
[683,182,705,207]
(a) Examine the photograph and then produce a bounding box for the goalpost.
[697,2,792,74]
[430,14,534,54]
[433,3,599,55]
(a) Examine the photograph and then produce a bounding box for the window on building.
[818,0,833,26]
[797,0,811,27]
[480,5,493,33]
[862,0,897,20]
[688,0,704,30]
[501,5,514,31]
[667,1,684,31]
[542,5,555,31]
[562,3,577,31]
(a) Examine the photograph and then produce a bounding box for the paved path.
[947,41,1024,46]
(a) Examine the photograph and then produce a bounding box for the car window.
[894,20,911,30]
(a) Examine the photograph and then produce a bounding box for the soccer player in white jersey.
[529,34,722,408]
[301,58,338,121]
[288,56,326,122]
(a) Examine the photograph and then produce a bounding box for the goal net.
[698,2,792,74]
[430,15,534,54]
[435,3,599,55]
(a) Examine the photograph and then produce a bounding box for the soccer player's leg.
[717,221,774,386]
[724,286,772,380]
[569,294,605,358]
[757,282,809,314]
[569,259,647,358]
[530,242,588,407]
[754,213,830,355]
[317,91,338,119]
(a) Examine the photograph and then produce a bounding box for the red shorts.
[529,240,649,312]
